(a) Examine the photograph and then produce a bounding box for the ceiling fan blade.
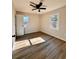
[30,4,36,8]
[30,1,37,5]
[32,9,37,11]
[40,8,46,10]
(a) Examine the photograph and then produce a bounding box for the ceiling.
[13,0,66,14]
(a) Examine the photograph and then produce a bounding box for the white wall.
[16,12,40,35]
[40,6,66,41]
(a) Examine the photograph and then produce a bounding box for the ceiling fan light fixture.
[30,0,47,12]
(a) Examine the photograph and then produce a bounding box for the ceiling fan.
[30,0,46,12]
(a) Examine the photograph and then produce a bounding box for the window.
[51,15,58,28]
[23,16,29,24]
[23,16,29,27]
[50,13,59,30]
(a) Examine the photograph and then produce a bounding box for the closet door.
[16,15,24,36]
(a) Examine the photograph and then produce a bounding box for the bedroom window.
[23,16,29,27]
[50,13,59,30]
[23,16,29,24]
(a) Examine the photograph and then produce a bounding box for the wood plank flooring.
[13,32,66,59]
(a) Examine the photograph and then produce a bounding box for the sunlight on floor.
[30,37,45,45]
[14,40,30,50]
[14,37,46,50]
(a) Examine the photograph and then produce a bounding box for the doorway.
[16,15,29,36]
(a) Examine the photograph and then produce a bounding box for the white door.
[16,15,24,36]
[12,9,16,49]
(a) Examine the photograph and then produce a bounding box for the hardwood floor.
[13,32,66,59]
